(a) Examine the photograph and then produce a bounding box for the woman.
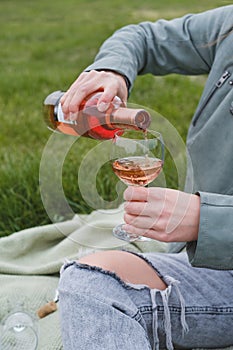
[58,5,233,349]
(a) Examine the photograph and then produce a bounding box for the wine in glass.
[111,129,164,242]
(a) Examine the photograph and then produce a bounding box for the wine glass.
[111,129,164,242]
[0,310,38,350]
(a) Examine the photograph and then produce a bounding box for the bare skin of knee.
[78,250,167,290]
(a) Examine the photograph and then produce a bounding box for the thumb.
[97,100,110,112]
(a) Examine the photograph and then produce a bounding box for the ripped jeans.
[58,252,233,350]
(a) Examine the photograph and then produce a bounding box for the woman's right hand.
[123,186,200,242]
[60,70,128,119]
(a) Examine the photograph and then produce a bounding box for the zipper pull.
[215,71,231,88]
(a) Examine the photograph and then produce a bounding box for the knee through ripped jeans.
[58,252,233,350]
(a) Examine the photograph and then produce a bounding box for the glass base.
[113,224,151,242]
[1,311,38,350]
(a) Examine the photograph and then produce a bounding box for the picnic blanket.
[0,206,232,350]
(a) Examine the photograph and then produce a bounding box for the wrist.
[188,194,200,241]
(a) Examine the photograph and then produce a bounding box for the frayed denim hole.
[149,276,189,350]
[60,259,76,275]
[71,260,152,291]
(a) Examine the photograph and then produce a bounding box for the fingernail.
[97,102,109,112]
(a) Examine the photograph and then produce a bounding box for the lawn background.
[0,0,227,236]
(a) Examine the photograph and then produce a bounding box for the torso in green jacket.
[85,5,233,269]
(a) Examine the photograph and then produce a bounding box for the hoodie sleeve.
[187,191,233,270]
[85,6,233,90]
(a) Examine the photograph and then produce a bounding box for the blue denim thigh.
[58,260,152,350]
[135,252,233,349]
[58,252,233,350]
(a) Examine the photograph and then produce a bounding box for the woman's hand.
[123,186,200,242]
[60,70,128,119]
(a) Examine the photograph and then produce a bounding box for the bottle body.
[44,91,151,140]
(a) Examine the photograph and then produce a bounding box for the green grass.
[0,0,226,236]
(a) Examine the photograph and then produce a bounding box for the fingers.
[60,70,128,118]
[124,186,149,202]
[123,187,166,238]
[123,223,179,242]
[124,200,148,215]
[121,224,170,242]
[60,73,89,115]
[123,187,200,242]
[124,187,165,219]
[124,213,158,229]
[121,224,153,239]
[95,71,128,107]
[96,90,116,112]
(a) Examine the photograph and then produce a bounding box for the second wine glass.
[111,129,164,242]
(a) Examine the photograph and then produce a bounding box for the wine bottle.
[43,91,151,140]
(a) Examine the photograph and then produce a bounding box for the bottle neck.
[110,107,151,130]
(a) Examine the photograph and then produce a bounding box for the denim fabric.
[58,252,233,350]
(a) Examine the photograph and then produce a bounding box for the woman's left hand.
[123,186,200,242]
